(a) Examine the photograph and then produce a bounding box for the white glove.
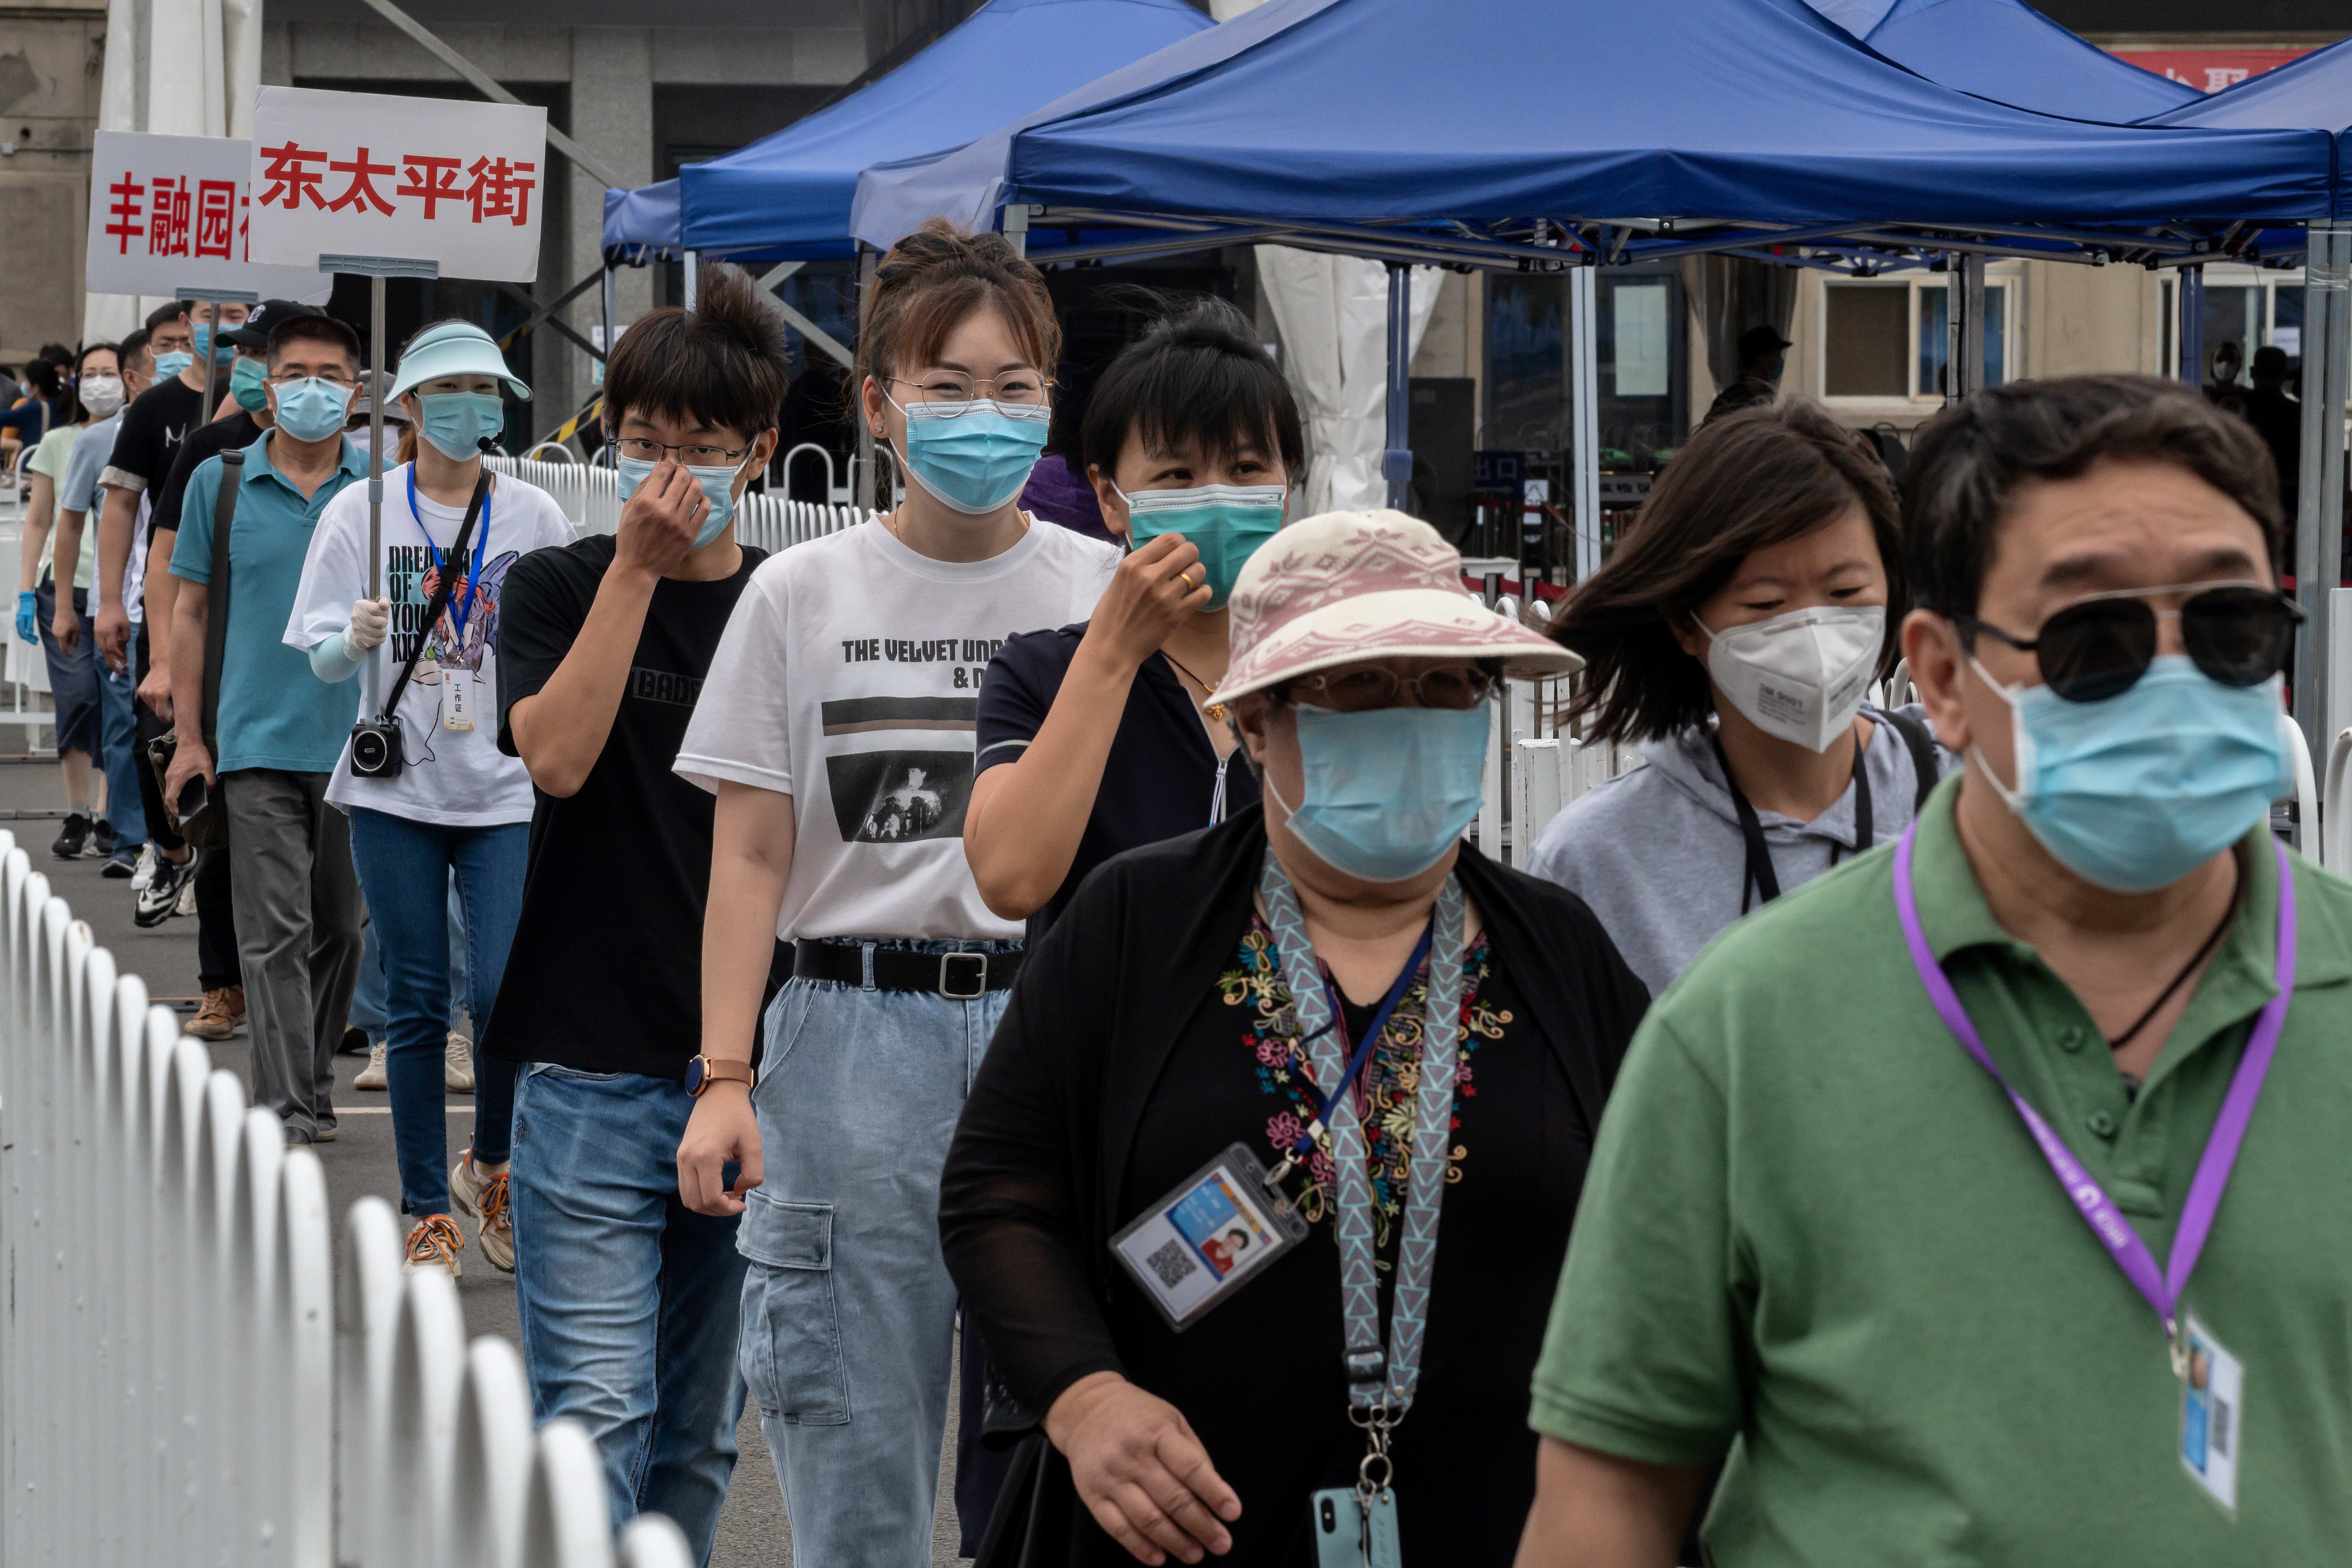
[342,597,390,660]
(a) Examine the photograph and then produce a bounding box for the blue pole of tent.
[1384,263,1413,512]
[2178,263,2204,385]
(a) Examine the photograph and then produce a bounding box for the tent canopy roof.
[2140,35,2352,225]
[1811,0,2199,121]
[852,0,2329,269]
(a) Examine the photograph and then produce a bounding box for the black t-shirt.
[1103,921,1580,1567]
[974,622,1260,942]
[103,377,205,495]
[484,534,782,1077]
[151,411,261,547]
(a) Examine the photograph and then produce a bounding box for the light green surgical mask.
[1114,482,1287,610]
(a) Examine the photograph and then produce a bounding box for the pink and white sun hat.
[1220,509,1581,701]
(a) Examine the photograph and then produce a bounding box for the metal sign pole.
[2179,263,2206,386]
[320,254,439,721]
[856,244,878,513]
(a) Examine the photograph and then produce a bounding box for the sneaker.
[185,986,246,1041]
[314,1117,338,1143]
[450,1151,514,1272]
[354,1040,389,1091]
[402,1214,464,1277]
[50,813,91,859]
[93,819,114,857]
[129,844,157,892]
[175,877,197,917]
[135,848,198,928]
[100,846,139,879]
[445,1031,475,1093]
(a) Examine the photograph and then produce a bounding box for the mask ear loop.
[1960,650,2033,810]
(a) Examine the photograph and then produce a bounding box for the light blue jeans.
[512,1064,747,1566]
[96,655,146,851]
[739,938,1016,1566]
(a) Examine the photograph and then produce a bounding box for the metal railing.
[0,833,696,1567]
[485,456,870,556]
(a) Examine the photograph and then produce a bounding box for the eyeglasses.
[267,370,359,388]
[612,437,755,465]
[888,373,1050,408]
[1959,581,2300,703]
[1280,665,1498,713]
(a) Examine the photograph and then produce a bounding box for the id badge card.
[2179,1314,2243,1512]
[1312,1488,1401,1568]
[1111,1143,1308,1332]
[439,660,474,732]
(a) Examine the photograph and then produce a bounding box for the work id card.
[1112,1143,1307,1332]
[2179,1314,2243,1513]
[440,662,475,732]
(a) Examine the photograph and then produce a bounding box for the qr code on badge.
[1144,1238,1198,1291]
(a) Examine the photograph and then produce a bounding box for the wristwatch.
[683,1055,756,1097]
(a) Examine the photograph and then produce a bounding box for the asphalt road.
[0,514,968,1566]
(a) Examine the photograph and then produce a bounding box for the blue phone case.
[1311,1487,1401,1568]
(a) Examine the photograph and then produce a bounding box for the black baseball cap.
[222,299,326,351]
[1738,324,1794,361]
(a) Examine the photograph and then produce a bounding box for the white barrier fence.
[0,833,695,1567]
[486,457,870,555]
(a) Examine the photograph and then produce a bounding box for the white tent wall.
[1257,246,1444,514]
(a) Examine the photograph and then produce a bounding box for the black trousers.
[133,623,240,991]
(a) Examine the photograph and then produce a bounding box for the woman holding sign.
[938,510,1647,1566]
[287,320,575,1277]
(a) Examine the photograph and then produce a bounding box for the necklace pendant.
[1205,701,1228,722]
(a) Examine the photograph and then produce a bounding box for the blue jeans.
[32,580,98,758]
[96,656,145,849]
[347,808,526,1214]
[739,938,1016,1566]
[352,869,473,1045]
[512,1065,748,1566]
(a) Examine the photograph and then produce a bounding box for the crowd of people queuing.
[16,213,2349,1567]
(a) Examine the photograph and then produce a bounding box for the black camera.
[350,715,403,778]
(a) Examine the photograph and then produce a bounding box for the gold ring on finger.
[1179,568,1200,592]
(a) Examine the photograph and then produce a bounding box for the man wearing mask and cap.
[165,309,375,1149]
[1517,375,2352,1567]
[1702,324,1792,426]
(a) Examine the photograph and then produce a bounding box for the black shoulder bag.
[349,471,490,778]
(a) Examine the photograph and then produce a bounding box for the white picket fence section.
[1472,594,1646,868]
[0,833,696,1568]
[486,457,871,555]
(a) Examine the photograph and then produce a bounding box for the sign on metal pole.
[244,86,547,283]
[84,131,333,302]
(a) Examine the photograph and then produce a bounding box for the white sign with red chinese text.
[245,86,547,283]
[85,131,336,302]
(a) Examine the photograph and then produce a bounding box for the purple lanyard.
[1893,824,2293,1363]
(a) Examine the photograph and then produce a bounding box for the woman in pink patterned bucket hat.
[936,506,1646,1568]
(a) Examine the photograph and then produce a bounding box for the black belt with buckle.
[790,939,1023,999]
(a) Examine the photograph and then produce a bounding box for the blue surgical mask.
[271,377,353,443]
[893,397,1048,515]
[416,390,506,460]
[1268,702,1491,881]
[229,356,270,413]
[192,322,235,367]
[152,350,194,381]
[1116,483,1286,610]
[616,453,746,548]
[1973,654,2286,893]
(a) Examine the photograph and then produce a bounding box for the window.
[2161,270,2304,386]
[1483,266,1686,465]
[1822,275,2012,402]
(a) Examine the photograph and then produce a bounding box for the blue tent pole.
[1384,263,1413,511]
[2178,264,2204,384]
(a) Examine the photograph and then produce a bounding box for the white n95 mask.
[1697,604,1885,753]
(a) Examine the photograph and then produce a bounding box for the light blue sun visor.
[388,321,532,402]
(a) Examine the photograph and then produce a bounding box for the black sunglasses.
[1958,582,2301,704]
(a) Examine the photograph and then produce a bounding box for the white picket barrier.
[486,456,870,556]
[0,832,667,1565]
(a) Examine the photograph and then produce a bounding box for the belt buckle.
[938,951,987,1000]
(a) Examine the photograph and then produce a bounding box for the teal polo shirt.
[1532,775,2352,1564]
[170,431,367,775]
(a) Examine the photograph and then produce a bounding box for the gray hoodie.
[1525,706,1955,997]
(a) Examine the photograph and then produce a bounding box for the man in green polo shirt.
[1518,374,2352,1567]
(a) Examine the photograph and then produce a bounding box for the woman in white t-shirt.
[287,320,575,1277]
[672,223,1118,1562]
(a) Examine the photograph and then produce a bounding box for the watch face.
[684,1056,706,1095]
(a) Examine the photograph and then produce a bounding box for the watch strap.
[692,1055,756,1095]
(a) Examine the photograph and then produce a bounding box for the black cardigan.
[939,803,1651,1418]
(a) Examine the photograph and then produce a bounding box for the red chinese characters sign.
[247,87,547,283]
[2108,47,2319,94]
[85,130,335,302]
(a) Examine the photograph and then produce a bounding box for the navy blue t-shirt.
[975,622,1260,943]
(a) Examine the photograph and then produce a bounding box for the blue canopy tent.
[602,178,682,260]
[1805,0,2198,121]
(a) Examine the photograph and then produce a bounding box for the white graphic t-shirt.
[287,465,576,827]
[677,516,1119,940]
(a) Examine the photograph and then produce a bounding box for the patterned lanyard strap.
[1258,850,1468,1425]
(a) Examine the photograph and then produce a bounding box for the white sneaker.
[445,1031,475,1093]
[129,844,157,892]
[354,1040,389,1091]
[174,875,197,917]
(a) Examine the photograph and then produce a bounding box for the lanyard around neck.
[1259,850,1466,1416]
[408,464,490,645]
[1713,725,1871,914]
[1893,825,2292,1369]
